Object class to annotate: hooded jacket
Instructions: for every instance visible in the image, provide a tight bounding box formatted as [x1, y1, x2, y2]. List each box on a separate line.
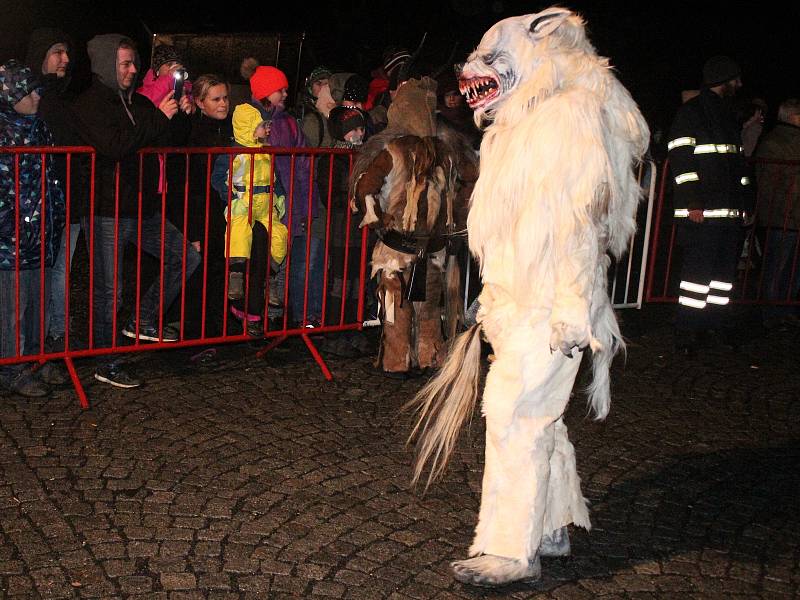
[71, 34, 173, 218]
[24, 28, 72, 81]
[0, 60, 65, 270]
[226, 103, 285, 221]
[25, 28, 85, 223]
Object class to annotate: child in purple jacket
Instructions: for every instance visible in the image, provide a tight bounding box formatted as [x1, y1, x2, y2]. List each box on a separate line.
[240, 59, 325, 327]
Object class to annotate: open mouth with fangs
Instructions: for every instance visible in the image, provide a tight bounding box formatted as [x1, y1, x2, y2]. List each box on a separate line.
[459, 75, 500, 109]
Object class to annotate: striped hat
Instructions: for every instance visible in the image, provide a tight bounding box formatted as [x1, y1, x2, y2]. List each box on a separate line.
[382, 48, 410, 78]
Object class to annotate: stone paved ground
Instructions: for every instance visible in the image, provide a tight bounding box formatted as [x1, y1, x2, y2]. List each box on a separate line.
[0, 305, 798, 599]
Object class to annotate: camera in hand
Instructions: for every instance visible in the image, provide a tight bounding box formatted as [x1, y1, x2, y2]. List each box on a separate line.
[172, 68, 189, 100]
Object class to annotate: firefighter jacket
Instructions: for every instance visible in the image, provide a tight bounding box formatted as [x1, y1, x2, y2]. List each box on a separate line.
[668, 89, 754, 221]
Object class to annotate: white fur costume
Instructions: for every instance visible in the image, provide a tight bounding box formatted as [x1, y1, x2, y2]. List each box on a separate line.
[408, 7, 649, 586]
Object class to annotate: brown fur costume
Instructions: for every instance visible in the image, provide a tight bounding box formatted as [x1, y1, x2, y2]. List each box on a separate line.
[350, 77, 477, 374]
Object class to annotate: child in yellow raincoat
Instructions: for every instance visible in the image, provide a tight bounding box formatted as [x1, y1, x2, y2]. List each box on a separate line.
[223, 103, 289, 301]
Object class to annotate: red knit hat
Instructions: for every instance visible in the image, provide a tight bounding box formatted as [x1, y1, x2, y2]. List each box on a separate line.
[249, 66, 288, 100]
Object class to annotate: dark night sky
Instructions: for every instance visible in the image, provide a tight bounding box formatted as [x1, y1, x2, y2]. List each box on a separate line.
[2, 0, 798, 133]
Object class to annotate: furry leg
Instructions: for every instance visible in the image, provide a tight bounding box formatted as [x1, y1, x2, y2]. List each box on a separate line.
[452, 554, 541, 587]
[470, 318, 584, 562]
[379, 271, 413, 372]
[415, 262, 445, 369]
[541, 418, 591, 536]
[538, 526, 570, 557]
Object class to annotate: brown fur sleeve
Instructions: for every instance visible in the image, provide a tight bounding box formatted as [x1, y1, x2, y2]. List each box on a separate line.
[353, 149, 393, 217]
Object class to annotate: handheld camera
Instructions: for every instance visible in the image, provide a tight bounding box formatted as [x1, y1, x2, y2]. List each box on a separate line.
[172, 68, 188, 100]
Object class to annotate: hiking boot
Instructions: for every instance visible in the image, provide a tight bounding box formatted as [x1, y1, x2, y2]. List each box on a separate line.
[2, 368, 51, 398]
[37, 361, 70, 385]
[94, 364, 141, 389]
[122, 320, 179, 343]
[228, 272, 244, 300]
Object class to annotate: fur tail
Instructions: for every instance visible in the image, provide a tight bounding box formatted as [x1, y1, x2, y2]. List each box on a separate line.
[586, 298, 623, 420]
[405, 323, 483, 490]
[443, 254, 462, 340]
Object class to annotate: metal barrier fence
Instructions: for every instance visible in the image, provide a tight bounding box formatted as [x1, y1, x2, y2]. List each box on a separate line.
[645, 157, 800, 305]
[0, 145, 367, 408]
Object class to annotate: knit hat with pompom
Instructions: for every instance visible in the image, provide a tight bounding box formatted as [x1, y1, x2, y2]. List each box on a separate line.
[241, 57, 288, 101]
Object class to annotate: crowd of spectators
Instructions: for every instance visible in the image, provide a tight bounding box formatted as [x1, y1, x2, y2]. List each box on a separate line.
[1, 28, 798, 397]
[0, 29, 479, 397]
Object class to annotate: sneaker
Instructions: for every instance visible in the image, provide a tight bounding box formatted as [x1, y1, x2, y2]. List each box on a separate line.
[37, 361, 70, 386]
[229, 305, 264, 337]
[3, 368, 51, 398]
[94, 365, 141, 388]
[122, 321, 179, 342]
[46, 335, 65, 353]
[246, 320, 264, 337]
[228, 272, 244, 300]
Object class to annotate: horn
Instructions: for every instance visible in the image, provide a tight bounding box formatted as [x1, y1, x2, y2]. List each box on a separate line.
[398, 31, 428, 82]
[430, 41, 459, 80]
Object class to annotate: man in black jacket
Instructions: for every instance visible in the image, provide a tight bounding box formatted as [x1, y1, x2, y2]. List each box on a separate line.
[25, 28, 78, 386]
[667, 56, 754, 355]
[72, 34, 199, 388]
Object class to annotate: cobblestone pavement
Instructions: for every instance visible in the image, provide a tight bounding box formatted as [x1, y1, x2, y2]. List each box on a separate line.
[0, 306, 798, 599]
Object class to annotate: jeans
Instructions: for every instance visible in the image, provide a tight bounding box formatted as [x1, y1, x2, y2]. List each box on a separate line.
[289, 234, 324, 324]
[0, 268, 50, 379]
[47, 222, 82, 339]
[81, 214, 200, 356]
[762, 228, 800, 319]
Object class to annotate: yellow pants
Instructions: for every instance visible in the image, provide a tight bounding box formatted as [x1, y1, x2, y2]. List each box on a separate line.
[225, 195, 288, 263]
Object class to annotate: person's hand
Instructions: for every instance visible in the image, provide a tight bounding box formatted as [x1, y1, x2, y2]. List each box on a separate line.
[688, 209, 704, 224]
[179, 94, 194, 115]
[191, 241, 201, 253]
[159, 90, 178, 119]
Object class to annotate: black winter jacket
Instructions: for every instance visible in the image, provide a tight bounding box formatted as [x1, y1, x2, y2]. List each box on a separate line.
[668, 89, 754, 219]
[71, 79, 173, 219]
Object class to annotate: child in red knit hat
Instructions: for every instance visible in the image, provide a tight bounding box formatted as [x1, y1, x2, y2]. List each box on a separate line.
[239, 58, 325, 328]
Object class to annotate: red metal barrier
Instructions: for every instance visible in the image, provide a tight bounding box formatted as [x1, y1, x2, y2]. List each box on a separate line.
[645, 157, 800, 306]
[0, 145, 367, 408]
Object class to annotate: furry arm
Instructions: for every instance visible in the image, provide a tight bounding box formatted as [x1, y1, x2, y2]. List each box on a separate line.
[545, 90, 610, 354]
[352, 149, 393, 228]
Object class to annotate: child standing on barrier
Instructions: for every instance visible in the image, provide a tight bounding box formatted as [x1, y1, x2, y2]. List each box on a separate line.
[0, 60, 65, 397]
[214, 102, 288, 335]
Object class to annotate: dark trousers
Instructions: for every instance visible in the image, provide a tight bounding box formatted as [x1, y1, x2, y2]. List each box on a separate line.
[0, 268, 50, 379]
[761, 228, 800, 320]
[676, 221, 742, 333]
[81, 214, 200, 359]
